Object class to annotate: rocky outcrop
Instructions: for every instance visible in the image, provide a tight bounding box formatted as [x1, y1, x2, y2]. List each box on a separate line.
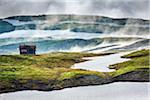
[113, 69, 150, 82]
[0, 75, 110, 93]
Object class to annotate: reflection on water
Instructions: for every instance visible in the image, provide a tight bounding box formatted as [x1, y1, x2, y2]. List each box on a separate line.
[0, 82, 149, 100]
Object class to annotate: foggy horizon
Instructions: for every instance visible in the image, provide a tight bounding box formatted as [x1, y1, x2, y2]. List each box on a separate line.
[0, 0, 149, 19]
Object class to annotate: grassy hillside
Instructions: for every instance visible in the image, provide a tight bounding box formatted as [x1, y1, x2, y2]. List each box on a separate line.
[0, 50, 149, 93]
[0, 52, 110, 93]
[122, 49, 149, 58]
[110, 49, 150, 77]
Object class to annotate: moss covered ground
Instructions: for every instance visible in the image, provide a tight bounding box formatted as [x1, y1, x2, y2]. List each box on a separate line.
[0, 49, 149, 93]
[0, 52, 109, 92]
[109, 49, 150, 77]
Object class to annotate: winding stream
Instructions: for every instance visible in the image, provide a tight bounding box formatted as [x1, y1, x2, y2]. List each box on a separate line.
[72, 53, 130, 72]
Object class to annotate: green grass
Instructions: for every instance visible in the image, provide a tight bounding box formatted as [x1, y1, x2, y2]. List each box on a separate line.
[59, 70, 106, 80]
[109, 49, 150, 77]
[0, 50, 149, 92]
[122, 49, 150, 58]
[0, 52, 110, 90]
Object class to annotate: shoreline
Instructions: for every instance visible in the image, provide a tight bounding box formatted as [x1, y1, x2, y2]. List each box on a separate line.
[0, 50, 149, 94]
[1, 69, 149, 94]
[1, 80, 149, 94]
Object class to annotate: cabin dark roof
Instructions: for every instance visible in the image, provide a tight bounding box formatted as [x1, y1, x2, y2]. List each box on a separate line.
[19, 45, 36, 49]
[19, 44, 36, 54]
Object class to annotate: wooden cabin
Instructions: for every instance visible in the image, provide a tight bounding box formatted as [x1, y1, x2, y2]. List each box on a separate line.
[19, 44, 36, 55]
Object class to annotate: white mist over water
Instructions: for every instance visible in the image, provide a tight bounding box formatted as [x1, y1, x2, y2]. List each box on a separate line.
[0, 29, 148, 54]
[0, 30, 148, 39]
[0, 30, 101, 39]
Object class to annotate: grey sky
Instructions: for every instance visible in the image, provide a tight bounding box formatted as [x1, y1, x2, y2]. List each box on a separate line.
[0, 0, 149, 19]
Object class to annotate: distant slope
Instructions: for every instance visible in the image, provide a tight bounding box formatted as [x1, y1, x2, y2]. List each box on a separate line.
[108, 39, 150, 52]
[0, 15, 149, 35]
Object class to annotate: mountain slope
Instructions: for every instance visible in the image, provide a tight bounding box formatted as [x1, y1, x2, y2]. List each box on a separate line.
[1, 15, 149, 35]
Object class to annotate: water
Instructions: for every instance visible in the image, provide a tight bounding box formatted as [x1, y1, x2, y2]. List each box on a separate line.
[72, 53, 130, 72]
[0, 30, 146, 55]
[0, 82, 149, 100]
[0, 30, 101, 39]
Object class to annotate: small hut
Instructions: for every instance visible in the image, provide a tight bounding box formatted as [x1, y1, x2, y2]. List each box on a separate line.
[19, 44, 36, 55]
